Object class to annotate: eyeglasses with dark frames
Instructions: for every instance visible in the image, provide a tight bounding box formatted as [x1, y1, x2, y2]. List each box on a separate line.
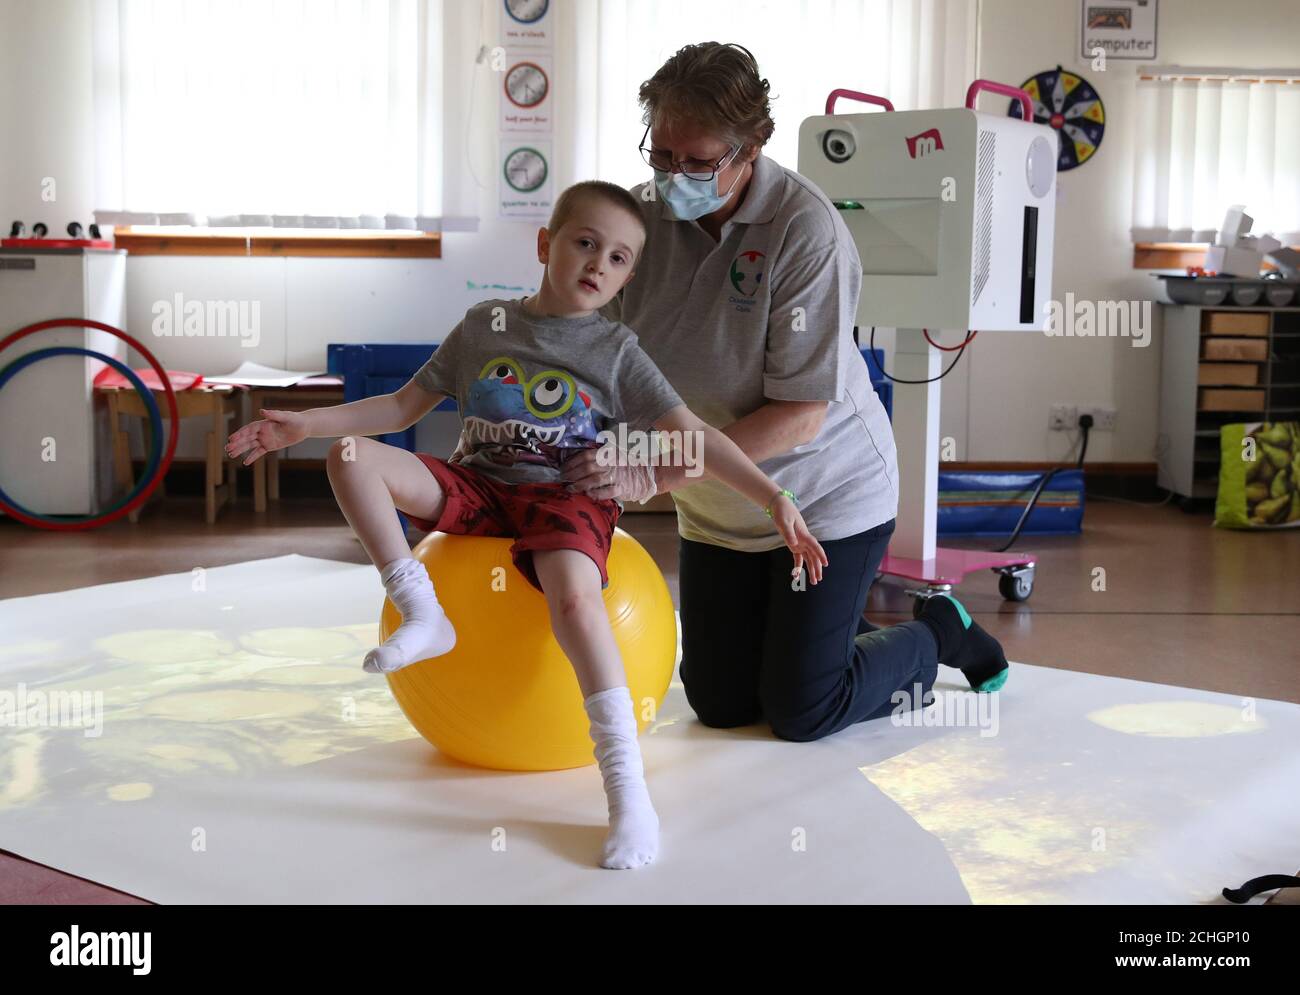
[639, 125, 740, 181]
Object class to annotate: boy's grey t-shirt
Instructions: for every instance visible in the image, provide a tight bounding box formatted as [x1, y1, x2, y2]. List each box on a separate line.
[413, 297, 684, 486]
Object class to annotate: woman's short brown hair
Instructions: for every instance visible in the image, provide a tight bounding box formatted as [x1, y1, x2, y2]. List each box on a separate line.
[638, 42, 775, 156]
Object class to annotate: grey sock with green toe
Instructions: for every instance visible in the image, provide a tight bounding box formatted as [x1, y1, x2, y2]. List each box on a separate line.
[917, 594, 1009, 693]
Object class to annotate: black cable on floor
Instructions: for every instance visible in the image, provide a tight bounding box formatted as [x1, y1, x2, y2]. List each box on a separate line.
[862, 329, 1093, 553]
[1223, 874, 1300, 904]
[993, 417, 1091, 554]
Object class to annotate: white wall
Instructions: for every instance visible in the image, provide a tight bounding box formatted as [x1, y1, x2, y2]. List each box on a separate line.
[3, 0, 1297, 465]
[956, 0, 1300, 465]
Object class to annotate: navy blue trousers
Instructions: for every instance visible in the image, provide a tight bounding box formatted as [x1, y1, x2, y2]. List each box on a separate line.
[678, 520, 940, 742]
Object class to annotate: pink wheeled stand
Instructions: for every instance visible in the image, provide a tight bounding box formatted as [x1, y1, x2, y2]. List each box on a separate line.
[879, 549, 1037, 616]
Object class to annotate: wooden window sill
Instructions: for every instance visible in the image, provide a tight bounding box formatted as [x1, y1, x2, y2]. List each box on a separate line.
[1134, 242, 1294, 271]
[113, 228, 441, 258]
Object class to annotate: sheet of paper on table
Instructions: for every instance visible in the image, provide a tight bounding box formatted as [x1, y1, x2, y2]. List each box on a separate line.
[204, 361, 327, 387]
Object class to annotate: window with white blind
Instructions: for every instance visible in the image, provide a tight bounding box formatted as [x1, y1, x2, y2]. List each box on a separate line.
[88, 0, 982, 233]
[1131, 69, 1300, 244]
[92, 0, 480, 232]
[553, 0, 978, 191]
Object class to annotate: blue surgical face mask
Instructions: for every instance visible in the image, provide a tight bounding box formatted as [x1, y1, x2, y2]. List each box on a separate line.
[653, 154, 746, 221]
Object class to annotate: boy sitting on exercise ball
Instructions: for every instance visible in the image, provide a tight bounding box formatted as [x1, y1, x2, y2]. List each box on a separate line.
[225, 180, 827, 870]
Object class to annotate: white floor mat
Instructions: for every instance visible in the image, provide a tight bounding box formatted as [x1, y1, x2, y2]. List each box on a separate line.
[1, 554, 1296, 904]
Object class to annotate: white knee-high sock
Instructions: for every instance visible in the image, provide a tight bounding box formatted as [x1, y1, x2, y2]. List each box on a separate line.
[584, 686, 659, 869]
[363, 557, 456, 674]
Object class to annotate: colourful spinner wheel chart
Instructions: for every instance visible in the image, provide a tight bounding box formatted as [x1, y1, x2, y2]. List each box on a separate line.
[1010, 66, 1105, 170]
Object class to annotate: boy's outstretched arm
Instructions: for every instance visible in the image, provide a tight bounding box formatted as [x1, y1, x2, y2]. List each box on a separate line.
[227, 381, 445, 465]
[306, 381, 444, 438]
[651, 405, 828, 583]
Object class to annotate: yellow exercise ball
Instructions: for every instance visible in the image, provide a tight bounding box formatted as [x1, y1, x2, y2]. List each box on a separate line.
[379, 528, 677, 771]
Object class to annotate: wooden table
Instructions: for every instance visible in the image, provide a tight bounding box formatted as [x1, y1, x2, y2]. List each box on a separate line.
[98, 382, 247, 524]
[246, 377, 345, 511]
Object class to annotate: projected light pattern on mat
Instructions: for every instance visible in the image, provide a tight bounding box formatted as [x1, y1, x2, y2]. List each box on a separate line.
[861, 697, 1269, 903]
[3, 556, 1298, 904]
[0, 567, 416, 812]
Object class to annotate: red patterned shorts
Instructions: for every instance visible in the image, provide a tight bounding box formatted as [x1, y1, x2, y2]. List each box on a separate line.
[403, 455, 622, 591]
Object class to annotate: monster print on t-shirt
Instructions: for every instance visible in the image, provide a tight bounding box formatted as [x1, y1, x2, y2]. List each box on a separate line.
[463, 355, 601, 470]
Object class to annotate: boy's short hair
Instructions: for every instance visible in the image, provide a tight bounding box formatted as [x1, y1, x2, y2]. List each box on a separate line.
[547, 180, 646, 244]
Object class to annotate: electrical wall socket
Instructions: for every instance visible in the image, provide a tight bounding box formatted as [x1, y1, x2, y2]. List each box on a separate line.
[1049, 404, 1077, 431]
[1050, 405, 1117, 431]
[1079, 406, 1117, 431]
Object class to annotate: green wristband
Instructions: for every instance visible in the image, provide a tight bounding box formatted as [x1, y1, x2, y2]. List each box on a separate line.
[764, 488, 797, 519]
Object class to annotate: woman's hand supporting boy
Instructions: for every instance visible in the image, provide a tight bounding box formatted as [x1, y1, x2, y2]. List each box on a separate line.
[649, 404, 828, 584]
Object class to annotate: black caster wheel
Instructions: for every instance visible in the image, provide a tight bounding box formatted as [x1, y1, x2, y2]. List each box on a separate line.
[997, 569, 1034, 602]
[67, 221, 84, 239]
[32, 222, 48, 239]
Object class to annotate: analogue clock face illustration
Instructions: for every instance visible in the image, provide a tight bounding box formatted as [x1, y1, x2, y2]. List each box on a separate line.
[505, 62, 549, 108]
[503, 147, 548, 193]
[505, 0, 548, 25]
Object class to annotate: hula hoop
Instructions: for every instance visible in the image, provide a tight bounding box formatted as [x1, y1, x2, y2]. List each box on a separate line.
[0, 348, 163, 524]
[0, 318, 179, 531]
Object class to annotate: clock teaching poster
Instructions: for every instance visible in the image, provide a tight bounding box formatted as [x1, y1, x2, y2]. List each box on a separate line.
[502, 0, 551, 47]
[498, 1, 553, 219]
[499, 53, 553, 132]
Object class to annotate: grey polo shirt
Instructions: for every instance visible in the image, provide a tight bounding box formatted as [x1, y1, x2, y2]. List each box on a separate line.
[605, 153, 898, 552]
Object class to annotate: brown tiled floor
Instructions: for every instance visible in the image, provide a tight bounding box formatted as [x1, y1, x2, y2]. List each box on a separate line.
[2, 497, 1296, 904]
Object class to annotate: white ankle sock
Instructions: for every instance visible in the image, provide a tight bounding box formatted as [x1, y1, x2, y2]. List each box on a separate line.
[363, 557, 457, 674]
[584, 686, 659, 869]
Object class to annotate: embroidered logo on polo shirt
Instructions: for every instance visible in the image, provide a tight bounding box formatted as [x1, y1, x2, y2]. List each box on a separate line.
[729, 250, 765, 298]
